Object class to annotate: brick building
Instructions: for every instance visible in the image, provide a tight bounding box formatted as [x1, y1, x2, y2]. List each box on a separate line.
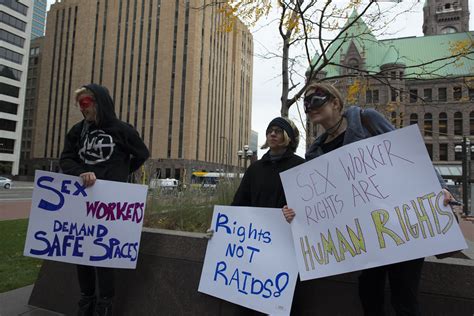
[310, 0, 473, 182]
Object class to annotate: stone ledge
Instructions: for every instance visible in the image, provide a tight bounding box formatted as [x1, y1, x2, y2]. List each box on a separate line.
[29, 229, 474, 315]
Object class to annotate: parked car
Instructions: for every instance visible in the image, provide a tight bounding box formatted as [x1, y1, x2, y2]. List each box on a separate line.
[0, 177, 12, 189]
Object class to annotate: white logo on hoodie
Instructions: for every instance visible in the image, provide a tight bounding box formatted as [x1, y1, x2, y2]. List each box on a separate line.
[79, 129, 115, 164]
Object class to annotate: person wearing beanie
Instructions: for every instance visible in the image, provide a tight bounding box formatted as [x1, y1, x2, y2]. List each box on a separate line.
[229, 117, 304, 315]
[231, 117, 304, 208]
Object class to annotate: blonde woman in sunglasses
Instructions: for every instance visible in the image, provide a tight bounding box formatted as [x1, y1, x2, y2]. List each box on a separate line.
[282, 82, 455, 316]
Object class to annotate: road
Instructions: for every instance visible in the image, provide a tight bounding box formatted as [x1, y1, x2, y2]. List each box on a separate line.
[0, 182, 33, 220]
[0, 187, 33, 201]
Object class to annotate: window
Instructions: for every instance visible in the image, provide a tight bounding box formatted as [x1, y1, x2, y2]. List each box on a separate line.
[348, 58, 359, 74]
[439, 144, 448, 161]
[391, 88, 397, 102]
[373, 90, 379, 103]
[438, 87, 447, 101]
[439, 112, 448, 135]
[0, 64, 21, 81]
[0, 100, 17, 114]
[0, 137, 14, 153]
[0, 82, 19, 97]
[454, 112, 463, 135]
[33, 13, 45, 23]
[455, 147, 463, 161]
[441, 26, 457, 34]
[0, 11, 27, 31]
[424, 113, 433, 136]
[410, 113, 418, 125]
[391, 71, 396, 80]
[469, 88, 474, 101]
[0, 29, 25, 48]
[0, 47, 23, 64]
[366, 90, 372, 103]
[0, 0, 28, 15]
[32, 20, 43, 30]
[424, 88, 432, 102]
[410, 89, 418, 103]
[453, 86, 462, 101]
[0, 118, 16, 132]
[29, 47, 39, 56]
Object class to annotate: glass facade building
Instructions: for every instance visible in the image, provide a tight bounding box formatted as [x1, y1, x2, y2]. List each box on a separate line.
[31, 0, 46, 39]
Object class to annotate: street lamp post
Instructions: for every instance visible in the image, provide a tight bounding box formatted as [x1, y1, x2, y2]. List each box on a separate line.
[237, 144, 253, 171]
[455, 136, 472, 216]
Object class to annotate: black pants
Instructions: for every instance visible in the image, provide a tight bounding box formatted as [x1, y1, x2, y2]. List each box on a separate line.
[359, 258, 424, 316]
[76, 265, 115, 298]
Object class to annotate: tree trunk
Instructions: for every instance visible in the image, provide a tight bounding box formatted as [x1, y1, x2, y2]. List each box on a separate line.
[281, 38, 290, 117]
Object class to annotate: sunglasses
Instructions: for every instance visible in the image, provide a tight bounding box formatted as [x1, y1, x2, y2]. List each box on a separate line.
[78, 95, 95, 110]
[266, 126, 284, 135]
[303, 91, 331, 113]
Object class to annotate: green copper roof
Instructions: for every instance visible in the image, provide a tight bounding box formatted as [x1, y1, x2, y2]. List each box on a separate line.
[380, 45, 405, 66]
[312, 12, 474, 80]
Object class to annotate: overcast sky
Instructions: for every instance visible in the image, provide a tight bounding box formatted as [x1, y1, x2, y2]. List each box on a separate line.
[46, 0, 474, 158]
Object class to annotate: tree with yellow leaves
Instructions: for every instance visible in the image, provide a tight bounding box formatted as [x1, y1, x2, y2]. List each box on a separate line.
[215, 0, 473, 123]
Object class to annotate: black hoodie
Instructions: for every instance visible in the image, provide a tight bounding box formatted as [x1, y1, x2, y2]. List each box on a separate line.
[59, 84, 150, 183]
[231, 149, 304, 208]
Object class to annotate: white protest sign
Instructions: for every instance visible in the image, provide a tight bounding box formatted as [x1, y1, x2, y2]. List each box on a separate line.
[24, 170, 147, 269]
[281, 125, 467, 281]
[198, 205, 298, 315]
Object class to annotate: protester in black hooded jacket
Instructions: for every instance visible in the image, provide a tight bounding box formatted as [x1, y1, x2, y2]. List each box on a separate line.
[59, 83, 149, 316]
[232, 117, 304, 208]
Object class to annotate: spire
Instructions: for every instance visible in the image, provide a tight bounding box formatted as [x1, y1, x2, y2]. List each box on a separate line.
[341, 9, 376, 41]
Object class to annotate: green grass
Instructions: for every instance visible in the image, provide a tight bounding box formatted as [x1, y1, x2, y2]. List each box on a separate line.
[0, 219, 42, 293]
[144, 178, 241, 232]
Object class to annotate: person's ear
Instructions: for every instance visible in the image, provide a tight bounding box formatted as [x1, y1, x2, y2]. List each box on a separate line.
[332, 98, 342, 113]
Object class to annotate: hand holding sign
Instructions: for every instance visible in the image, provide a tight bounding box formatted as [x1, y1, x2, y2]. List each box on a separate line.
[80, 171, 97, 187]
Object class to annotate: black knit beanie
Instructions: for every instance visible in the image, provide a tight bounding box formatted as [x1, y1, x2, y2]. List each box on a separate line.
[267, 117, 296, 145]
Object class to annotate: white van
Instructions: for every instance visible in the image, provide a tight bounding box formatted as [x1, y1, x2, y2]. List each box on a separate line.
[149, 178, 179, 190]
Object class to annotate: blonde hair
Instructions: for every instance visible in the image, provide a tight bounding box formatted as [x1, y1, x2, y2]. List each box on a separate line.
[74, 87, 94, 103]
[261, 117, 300, 152]
[305, 82, 344, 112]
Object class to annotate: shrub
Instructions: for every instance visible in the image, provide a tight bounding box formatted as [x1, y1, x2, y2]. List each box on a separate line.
[143, 178, 241, 232]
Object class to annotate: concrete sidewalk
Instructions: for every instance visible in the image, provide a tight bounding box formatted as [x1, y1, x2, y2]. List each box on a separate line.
[0, 285, 62, 316]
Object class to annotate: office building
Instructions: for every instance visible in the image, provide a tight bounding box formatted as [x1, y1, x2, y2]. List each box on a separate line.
[0, 0, 33, 175]
[31, 0, 253, 181]
[31, 0, 46, 39]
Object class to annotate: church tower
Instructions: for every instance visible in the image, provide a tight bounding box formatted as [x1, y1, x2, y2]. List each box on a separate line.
[423, 0, 470, 35]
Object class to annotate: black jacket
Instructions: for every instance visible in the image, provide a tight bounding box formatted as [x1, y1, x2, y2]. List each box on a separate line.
[59, 84, 149, 182]
[232, 150, 305, 208]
